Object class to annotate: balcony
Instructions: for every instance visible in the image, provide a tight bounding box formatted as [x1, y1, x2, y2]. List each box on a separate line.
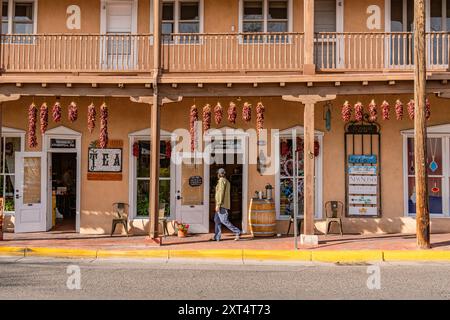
[315, 32, 450, 72]
[0, 32, 449, 77]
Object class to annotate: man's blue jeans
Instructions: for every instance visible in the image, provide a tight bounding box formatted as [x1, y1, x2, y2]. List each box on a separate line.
[213, 207, 241, 240]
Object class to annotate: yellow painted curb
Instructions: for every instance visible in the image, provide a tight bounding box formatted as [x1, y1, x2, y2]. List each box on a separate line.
[0, 246, 26, 257]
[25, 247, 98, 259]
[169, 249, 243, 260]
[243, 250, 311, 261]
[97, 249, 169, 259]
[312, 250, 384, 263]
[384, 250, 450, 261]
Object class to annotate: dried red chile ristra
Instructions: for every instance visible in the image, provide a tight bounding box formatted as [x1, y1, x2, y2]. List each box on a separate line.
[228, 102, 237, 124]
[395, 99, 404, 120]
[190, 105, 199, 152]
[407, 100, 415, 120]
[381, 100, 390, 120]
[426, 98, 431, 120]
[368, 99, 377, 122]
[40, 102, 48, 134]
[68, 101, 78, 122]
[256, 102, 265, 137]
[52, 101, 62, 122]
[341, 101, 352, 122]
[88, 103, 96, 134]
[242, 102, 252, 122]
[202, 104, 211, 133]
[100, 103, 109, 149]
[354, 102, 363, 122]
[28, 103, 38, 148]
[214, 102, 223, 125]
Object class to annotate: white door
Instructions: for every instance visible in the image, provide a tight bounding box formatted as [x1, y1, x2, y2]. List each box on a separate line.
[175, 153, 209, 233]
[14, 152, 47, 233]
[103, 0, 136, 70]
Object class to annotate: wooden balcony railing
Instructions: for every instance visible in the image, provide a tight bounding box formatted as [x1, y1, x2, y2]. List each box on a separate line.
[161, 32, 304, 72]
[0, 34, 155, 72]
[1, 32, 450, 75]
[315, 32, 450, 72]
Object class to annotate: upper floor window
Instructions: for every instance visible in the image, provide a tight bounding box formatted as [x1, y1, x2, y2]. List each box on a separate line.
[162, 0, 201, 35]
[1, 0, 36, 34]
[241, 0, 290, 33]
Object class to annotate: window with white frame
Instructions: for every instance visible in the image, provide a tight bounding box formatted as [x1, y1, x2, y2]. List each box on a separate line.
[134, 139, 172, 218]
[241, 0, 290, 33]
[0, 135, 23, 214]
[404, 135, 450, 216]
[161, 0, 201, 42]
[274, 129, 322, 219]
[1, 0, 36, 34]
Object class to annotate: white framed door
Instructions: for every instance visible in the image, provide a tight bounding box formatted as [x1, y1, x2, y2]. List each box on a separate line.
[14, 152, 47, 233]
[175, 152, 209, 233]
[100, 0, 138, 70]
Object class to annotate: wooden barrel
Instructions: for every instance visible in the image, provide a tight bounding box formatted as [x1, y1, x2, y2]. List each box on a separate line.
[248, 199, 276, 237]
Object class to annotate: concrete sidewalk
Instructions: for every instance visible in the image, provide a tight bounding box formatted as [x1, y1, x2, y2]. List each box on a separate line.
[2, 232, 450, 262]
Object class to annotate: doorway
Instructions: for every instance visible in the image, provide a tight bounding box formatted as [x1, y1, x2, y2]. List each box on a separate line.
[50, 153, 77, 231]
[209, 153, 243, 233]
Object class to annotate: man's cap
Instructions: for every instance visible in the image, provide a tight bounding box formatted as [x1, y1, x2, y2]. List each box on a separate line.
[217, 168, 226, 175]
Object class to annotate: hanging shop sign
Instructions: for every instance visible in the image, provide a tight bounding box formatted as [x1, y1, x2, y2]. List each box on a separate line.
[348, 166, 377, 175]
[50, 138, 76, 149]
[211, 139, 242, 152]
[348, 155, 377, 164]
[345, 120, 381, 217]
[88, 148, 122, 173]
[348, 185, 377, 195]
[188, 176, 203, 187]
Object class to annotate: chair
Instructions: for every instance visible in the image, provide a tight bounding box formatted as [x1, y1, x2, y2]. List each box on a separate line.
[158, 203, 170, 237]
[325, 201, 344, 235]
[111, 202, 129, 236]
[286, 201, 304, 235]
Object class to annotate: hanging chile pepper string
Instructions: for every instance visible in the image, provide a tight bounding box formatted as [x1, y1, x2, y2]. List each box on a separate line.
[28, 102, 38, 148]
[395, 99, 404, 120]
[88, 102, 96, 134]
[228, 102, 237, 124]
[99, 102, 109, 149]
[40, 102, 49, 134]
[354, 101, 363, 122]
[202, 104, 211, 134]
[368, 99, 377, 122]
[381, 100, 390, 120]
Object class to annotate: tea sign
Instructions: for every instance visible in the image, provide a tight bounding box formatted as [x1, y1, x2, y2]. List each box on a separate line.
[88, 148, 122, 172]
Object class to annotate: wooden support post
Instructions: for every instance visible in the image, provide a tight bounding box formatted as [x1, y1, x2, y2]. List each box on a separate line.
[303, 0, 315, 75]
[282, 94, 335, 247]
[150, 96, 161, 241]
[414, 0, 431, 249]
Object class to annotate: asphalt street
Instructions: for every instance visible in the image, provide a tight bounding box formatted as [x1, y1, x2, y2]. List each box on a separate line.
[1, 256, 450, 300]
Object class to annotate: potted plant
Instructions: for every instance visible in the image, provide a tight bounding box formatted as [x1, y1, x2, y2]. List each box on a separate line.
[175, 221, 190, 238]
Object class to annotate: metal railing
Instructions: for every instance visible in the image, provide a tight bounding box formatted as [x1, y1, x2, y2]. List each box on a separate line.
[315, 32, 450, 72]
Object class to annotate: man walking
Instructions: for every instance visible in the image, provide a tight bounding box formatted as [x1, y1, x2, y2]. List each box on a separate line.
[211, 168, 241, 241]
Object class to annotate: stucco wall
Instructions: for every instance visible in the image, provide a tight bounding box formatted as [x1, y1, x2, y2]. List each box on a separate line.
[4, 94, 450, 235]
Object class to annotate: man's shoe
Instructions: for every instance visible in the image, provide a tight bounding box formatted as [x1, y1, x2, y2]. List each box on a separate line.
[210, 237, 220, 241]
[234, 234, 240, 241]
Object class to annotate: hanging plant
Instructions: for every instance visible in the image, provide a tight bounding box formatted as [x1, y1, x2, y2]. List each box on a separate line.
[68, 101, 78, 122]
[368, 99, 377, 122]
[52, 101, 62, 122]
[341, 101, 352, 122]
[228, 102, 237, 124]
[202, 104, 211, 133]
[28, 103, 38, 148]
[314, 140, 320, 157]
[40, 102, 48, 134]
[256, 102, 265, 137]
[88, 103, 96, 134]
[426, 98, 431, 120]
[381, 100, 390, 120]
[165, 140, 172, 159]
[395, 99, 404, 120]
[407, 100, 415, 120]
[99, 103, 108, 149]
[190, 105, 198, 152]
[132, 142, 140, 157]
[214, 102, 223, 125]
[354, 102, 363, 122]
[242, 102, 252, 123]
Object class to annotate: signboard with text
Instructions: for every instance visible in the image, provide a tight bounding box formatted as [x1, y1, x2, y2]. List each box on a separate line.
[88, 148, 122, 173]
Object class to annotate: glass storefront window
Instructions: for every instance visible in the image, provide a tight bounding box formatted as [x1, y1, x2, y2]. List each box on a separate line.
[0, 136, 21, 213]
[135, 139, 172, 218]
